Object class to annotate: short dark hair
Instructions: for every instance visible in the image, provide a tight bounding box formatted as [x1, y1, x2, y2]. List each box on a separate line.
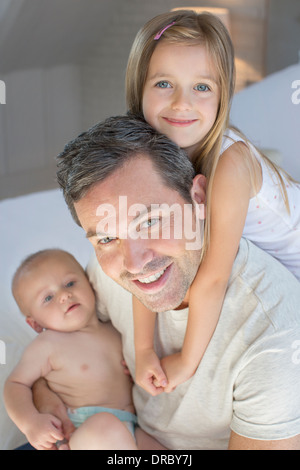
[56, 114, 195, 225]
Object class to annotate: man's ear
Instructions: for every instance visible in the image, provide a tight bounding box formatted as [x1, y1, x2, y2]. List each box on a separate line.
[26, 316, 44, 334]
[191, 174, 206, 205]
[191, 175, 206, 204]
[191, 174, 206, 220]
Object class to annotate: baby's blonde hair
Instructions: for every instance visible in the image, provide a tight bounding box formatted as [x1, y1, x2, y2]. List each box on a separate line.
[126, 9, 296, 258]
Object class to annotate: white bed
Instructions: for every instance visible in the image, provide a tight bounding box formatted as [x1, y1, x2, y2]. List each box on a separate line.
[1, 62, 299, 450]
[0, 189, 93, 449]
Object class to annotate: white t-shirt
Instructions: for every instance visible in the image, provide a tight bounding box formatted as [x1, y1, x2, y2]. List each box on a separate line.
[87, 238, 300, 450]
[222, 128, 300, 281]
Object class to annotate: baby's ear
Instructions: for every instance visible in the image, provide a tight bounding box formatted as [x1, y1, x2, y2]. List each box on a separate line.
[26, 316, 44, 334]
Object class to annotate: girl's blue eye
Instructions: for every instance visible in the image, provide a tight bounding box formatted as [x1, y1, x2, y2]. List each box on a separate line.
[156, 81, 171, 89]
[195, 84, 210, 92]
[66, 281, 74, 288]
[44, 295, 52, 303]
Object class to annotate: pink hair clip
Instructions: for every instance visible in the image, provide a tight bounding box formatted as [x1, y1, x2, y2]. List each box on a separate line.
[154, 21, 176, 40]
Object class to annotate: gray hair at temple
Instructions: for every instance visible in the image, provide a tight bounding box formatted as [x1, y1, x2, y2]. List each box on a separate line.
[56, 114, 195, 226]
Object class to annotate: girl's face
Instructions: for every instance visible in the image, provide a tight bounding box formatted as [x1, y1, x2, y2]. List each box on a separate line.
[142, 42, 220, 156]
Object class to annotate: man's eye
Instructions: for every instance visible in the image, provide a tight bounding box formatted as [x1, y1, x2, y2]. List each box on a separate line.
[146, 218, 159, 228]
[140, 218, 160, 231]
[155, 81, 171, 89]
[98, 237, 116, 245]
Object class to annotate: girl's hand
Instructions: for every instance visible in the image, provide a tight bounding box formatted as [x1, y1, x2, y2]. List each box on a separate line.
[135, 348, 168, 396]
[159, 353, 196, 393]
[24, 413, 64, 450]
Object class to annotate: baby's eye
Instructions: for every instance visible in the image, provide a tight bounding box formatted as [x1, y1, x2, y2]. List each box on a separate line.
[44, 295, 53, 303]
[66, 281, 75, 288]
[155, 81, 171, 89]
[195, 84, 210, 92]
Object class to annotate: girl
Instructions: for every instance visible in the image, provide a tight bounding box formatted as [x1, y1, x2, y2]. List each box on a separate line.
[125, 10, 300, 394]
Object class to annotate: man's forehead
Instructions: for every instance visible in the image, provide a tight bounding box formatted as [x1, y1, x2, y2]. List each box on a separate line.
[77, 156, 174, 209]
[77, 163, 178, 229]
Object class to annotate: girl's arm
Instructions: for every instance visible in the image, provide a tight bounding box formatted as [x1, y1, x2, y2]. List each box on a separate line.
[133, 295, 168, 395]
[162, 143, 255, 392]
[4, 335, 64, 449]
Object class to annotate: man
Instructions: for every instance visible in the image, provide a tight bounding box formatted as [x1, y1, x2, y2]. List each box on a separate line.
[40, 115, 300, 450]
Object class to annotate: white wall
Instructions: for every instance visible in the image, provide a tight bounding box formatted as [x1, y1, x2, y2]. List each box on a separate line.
[0, 65, 82, 199]
[231, 63, 300, 181]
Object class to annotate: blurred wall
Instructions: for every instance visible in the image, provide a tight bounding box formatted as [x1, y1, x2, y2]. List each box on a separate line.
[0, 0, 298, 199]
[266, 0, 300, 75]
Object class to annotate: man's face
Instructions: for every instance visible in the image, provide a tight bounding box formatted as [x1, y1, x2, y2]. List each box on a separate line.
[74, 156, 203, 312]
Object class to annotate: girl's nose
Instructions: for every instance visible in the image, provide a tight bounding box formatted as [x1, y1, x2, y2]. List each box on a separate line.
[171, 88, 192, 111]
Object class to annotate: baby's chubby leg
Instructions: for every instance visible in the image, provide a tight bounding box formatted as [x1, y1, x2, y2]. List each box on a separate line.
[69, 412, 138, 450]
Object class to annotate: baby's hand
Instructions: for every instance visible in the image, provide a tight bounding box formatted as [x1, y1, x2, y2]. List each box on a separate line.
[135, 348, 168, 396]
[160, 353, 196, 393]
[25, 413, 64, 450]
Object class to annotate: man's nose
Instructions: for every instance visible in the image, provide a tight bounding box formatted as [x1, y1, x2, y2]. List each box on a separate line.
[121, 238, 154, 274]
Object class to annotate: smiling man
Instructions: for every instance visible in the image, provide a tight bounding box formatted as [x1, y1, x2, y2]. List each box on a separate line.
[51, 114, 300, 450]
[74, 155, 203, 314]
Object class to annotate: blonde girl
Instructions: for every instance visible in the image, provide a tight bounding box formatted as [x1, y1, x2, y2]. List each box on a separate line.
[126, 10, 300, 394]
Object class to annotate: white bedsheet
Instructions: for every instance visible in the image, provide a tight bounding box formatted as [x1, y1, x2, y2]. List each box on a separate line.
[0, 188, 92, 449]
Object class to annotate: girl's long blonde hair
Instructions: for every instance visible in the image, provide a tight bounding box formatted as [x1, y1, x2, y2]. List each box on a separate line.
[126, 9, 295, 259]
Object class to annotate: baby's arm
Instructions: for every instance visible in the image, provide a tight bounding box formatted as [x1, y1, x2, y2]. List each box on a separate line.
[133, 296, 167, 395]
[162, 143, 254, 392]
[4, 335, 64, 449]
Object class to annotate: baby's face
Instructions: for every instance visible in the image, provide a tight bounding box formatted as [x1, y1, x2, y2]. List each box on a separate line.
[18, 253, 96, 332]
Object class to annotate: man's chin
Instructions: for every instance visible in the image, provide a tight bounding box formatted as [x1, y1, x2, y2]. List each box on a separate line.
[134, 293, 186, 313]
[118, 276, 188, 312]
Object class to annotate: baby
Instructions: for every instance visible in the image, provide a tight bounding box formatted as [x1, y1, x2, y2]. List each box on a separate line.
[4, 249, 139, 450]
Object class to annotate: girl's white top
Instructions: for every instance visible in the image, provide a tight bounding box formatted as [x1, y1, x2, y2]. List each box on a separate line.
[221, 128, 300, 281]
